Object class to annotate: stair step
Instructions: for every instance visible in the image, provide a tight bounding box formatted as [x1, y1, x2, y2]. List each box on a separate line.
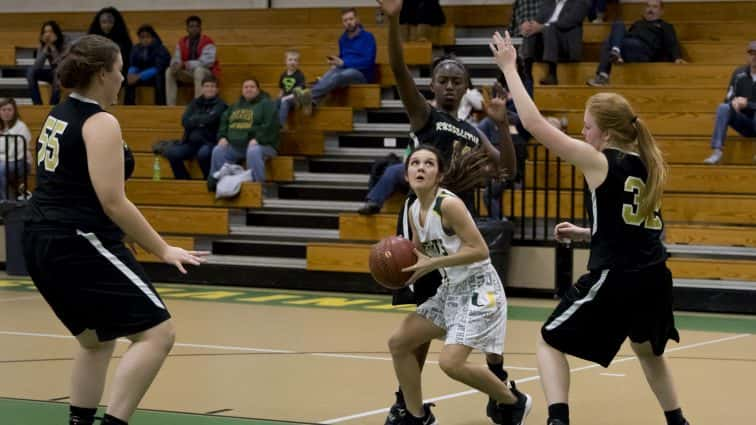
[353, 123, 410, 133]
[674, 279, 756, 291]
[212, 239, 307, 258]
[455, 37, 523, 46]
[230, 225, 339, 240]
[205, 254, 306, 269]
[246, 210, 339, 229]
[324, 146, 405, 158]
[262, 198, 363, 212]
[294, 171, 369, 184]
[0, 77, 27, 87]
[667, 244, 756, 259]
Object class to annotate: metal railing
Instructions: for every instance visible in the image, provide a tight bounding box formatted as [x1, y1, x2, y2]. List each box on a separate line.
[502, 142, 589, 242]
[1, 134, 31, 202]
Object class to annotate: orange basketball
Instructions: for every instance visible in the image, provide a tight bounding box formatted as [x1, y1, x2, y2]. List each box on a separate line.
[369, 236, 418, 290]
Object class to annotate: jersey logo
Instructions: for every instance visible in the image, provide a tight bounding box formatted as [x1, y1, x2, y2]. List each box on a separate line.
[421, 239, 447, 258]
[281, 76, 298, 92]
[37, 116, 69, 172]
[621, 176, 663, 230]
[471, 291, 496, 308]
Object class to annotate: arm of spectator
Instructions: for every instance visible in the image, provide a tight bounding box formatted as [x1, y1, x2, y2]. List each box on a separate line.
[481, 94, 517, 177]
[250, 99, 280, 147]
[170, 44, 182, 69]
[342, 33, 377, 71]
[663, 23, 684, 62]
[139, 67, 158, 81]
[156, 45, 172, 70]
[197, 43, 217, 69]
[181, 99, 197, 129]
[378, 0, 431, 132]
[195, 101, 228, 129]
[724, 69, 739, 102]
[33, 46, 49, 68]
[554, 0, 591, 30]
[217, 108, 230, 141]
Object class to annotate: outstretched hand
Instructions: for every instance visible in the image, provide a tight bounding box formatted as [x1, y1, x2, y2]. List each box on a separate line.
[160, 246, 210, 274]
[401, 248, 435, 285]
[376, 0, 403, 17]
[489, 31, 518, 70]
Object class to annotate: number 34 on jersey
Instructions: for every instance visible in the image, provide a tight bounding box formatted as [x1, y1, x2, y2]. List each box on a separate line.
[37, 116, 68, 172]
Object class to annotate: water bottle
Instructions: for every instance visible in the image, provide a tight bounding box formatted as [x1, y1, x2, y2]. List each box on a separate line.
[152, 156, 161, 181]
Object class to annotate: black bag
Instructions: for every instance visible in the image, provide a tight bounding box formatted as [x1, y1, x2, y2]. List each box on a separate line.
[475, 182, 514, 286]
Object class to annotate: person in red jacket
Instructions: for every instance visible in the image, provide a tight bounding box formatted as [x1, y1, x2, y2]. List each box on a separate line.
[165, 15, 220, 105]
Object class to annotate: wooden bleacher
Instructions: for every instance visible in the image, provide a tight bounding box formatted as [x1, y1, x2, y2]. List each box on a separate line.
[131, 152, 294, 182]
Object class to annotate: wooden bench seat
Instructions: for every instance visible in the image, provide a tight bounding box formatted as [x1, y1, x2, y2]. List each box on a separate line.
[665, 224, 756, 247]
[542, 109, 736, 136]
[20, 105, 353, 133]
[535, 86, 723, 113]
[126, 179, 261, 208]
[131, 152, 294, 182]
[216, 42, 431, 66]
[522, 162, 756, 195]
[532, 63, 734, 87]
[140, 206, 229, 235]
[668, 257, 756, 282]
[133, 236, 194, 262]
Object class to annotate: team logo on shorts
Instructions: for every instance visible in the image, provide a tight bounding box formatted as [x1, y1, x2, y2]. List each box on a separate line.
[471, 291, 495, 308]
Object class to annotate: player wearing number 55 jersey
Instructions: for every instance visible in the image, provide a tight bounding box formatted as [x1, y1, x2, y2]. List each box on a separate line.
[492, 31, 691, 425]
[23, 35, 207, 425]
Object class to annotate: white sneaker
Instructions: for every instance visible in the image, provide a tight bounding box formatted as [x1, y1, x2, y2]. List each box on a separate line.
[703, 149, 723, 165]
[212, 163, 243, 179]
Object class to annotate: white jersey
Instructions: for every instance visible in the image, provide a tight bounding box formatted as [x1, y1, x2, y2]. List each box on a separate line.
[410, 188, 491, 284]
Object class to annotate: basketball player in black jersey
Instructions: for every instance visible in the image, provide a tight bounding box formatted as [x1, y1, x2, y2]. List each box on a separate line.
[492, 31, 690, 425]
[375, 1, 523, 424]
[23, 35, 207, 425]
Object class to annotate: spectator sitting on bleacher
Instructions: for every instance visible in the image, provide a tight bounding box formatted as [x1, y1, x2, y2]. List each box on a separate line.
[587, 0, 685, 87]
[509, 0, 543, 38]
[399, 0, 446, 42]
[163, 75, 227, 180]
[296, 8, 377, 115]
[88, 7, 133, 81]
[124, 25, 171, 105]
[276, 50, 306, 127]
[0, 98, 32, 200]
[520, 0, 591, 86]
[26, 21, 67, 105]
[208, 78, 280, 190]
[166, 15, 220, 106]
[703, 41, 756, 165]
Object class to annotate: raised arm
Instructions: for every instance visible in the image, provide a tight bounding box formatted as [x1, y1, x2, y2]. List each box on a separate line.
[481, 94, 517, 177]
[377, 0, 431, 130]
[491, 31, 607, 189]
[83, 112, 207, 273]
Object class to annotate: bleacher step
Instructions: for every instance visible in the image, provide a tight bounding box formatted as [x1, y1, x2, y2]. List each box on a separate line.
[674, 279, 756, 292]
[294, 172, 368, 184]
[205, 254, 307, 269]
[262, 198, 362, 212]
[230, 225, 338, 240]
[667, 244, 756, 259]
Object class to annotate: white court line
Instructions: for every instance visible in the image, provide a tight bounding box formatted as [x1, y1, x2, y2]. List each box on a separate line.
[600, 373, 626, 377]
[318, 333, 751, 424]
[0, 331, 533, 370]
[0, 295, 39, 302]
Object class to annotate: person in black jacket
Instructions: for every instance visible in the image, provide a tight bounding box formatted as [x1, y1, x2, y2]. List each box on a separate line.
[587, 0, 685, 87]
[519, 0, 591, 85]
[162, 75, 227, 179]
[703, 41, 756, 165]
[124, 25, 171, 105]
[88, 7, 133, 80]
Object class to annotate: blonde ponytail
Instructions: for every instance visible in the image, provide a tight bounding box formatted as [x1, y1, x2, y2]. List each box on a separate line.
[586, 93, 667, 222]
[634, 117, 667, 220]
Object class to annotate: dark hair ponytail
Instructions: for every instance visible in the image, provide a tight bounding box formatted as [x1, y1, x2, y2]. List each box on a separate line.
[57, 35, 120, 90]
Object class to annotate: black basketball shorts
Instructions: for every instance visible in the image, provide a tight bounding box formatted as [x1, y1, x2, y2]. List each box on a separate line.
[541, 262, 680, 367]
[23, 227, 171, 342]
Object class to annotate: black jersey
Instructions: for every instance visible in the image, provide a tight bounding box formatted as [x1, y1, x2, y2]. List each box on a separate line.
[26, 94, 134, 236]
[587, 148, 667, 271]
[410, 107, 481, 161]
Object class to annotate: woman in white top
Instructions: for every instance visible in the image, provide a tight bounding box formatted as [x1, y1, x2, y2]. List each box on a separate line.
[0, 97, 32, 200]
[387, 144, 532, 425]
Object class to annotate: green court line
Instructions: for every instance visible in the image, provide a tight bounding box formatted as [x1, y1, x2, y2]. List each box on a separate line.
[2, 278, 755, 334]
[0, 397, 310, 425]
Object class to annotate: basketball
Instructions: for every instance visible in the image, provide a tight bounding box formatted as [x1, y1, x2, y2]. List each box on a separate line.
[369, 236, 418, 290]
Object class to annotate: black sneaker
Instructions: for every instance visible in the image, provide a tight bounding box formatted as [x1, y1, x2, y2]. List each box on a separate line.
[399, 403, 437, 425]
[547, 420, 567, 425]
[491, 381, 532, 425]
[385, 392, 407, 425]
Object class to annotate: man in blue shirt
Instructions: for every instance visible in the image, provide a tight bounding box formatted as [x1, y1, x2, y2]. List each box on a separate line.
[297, 8, 377, 114]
